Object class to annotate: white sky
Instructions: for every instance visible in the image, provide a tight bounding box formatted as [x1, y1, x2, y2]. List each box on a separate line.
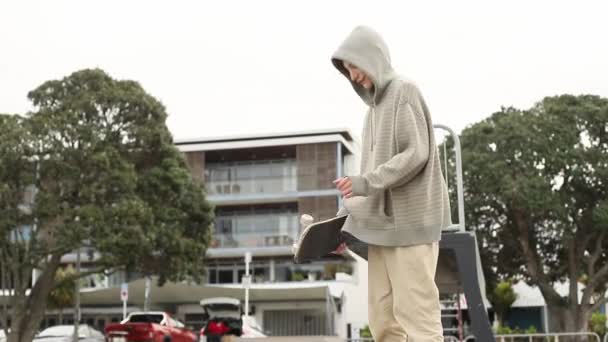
[1, 0, 607, 142]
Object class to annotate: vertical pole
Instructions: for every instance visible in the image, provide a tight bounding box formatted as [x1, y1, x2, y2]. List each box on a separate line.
[244, 252, 251, 322]
[73, 248, 81, 342]
[433, 124, 465, 231]
[144, 277, 151, 312]
[457, 294, 464, 341]
[269, 259, 275, 282]
[121, 282, 129, 320]
[325, 289, 332, 335]
[336, 142, 343, 178]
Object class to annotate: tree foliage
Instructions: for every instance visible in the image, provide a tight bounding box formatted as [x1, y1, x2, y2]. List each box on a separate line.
[0, 69, 214, 342]
[446, 95, 608, 332]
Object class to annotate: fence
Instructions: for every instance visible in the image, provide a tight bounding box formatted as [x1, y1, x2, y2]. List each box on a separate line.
[462, 332, 601, 341]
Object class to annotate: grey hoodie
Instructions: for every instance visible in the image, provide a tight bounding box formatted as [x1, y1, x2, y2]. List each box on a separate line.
[333, 26, 451, 247]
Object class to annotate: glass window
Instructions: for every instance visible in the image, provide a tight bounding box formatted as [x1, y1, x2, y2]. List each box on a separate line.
[205, 159, 297, 195]
[212, 208, 298, 248]
[208, 268, 217, 284]
[218, 269, 234, 284]
[129, 314, 164, 324]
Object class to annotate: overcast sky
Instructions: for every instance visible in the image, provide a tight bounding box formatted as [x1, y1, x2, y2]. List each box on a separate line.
[1, 0, 607, 143]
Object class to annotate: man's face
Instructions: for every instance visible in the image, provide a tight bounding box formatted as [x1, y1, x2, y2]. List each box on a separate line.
[343, 61, 373, 89]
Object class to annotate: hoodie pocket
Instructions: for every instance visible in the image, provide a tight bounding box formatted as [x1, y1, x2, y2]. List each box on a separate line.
[384, 189, 394, 217]
[343, 190, 394, 229]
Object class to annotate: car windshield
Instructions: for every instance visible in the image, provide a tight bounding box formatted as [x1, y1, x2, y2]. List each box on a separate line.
[129, 314, 164, 324]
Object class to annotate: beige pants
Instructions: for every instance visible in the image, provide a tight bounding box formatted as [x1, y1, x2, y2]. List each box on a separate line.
[368, 242, 443, 342]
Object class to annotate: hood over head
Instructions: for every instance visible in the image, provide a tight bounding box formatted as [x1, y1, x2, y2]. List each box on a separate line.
[332, 26, 396, 105]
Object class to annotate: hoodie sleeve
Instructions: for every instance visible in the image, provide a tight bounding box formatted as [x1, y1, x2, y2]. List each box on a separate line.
[349, 100, 430, 196]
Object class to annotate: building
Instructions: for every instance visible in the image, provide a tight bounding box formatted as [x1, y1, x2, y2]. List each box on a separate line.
[25, 128, 369, 338]
[175, 128, 367, 337]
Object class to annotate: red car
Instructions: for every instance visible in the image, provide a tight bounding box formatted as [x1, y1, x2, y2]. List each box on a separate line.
[105, 312, 197, 342]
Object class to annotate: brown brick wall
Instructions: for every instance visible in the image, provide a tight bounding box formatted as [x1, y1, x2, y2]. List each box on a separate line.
[183, 151, 205, 185]
[296, 143, 337, 191]
[298, 196, 338, 222]
[296, 143, 339, 222]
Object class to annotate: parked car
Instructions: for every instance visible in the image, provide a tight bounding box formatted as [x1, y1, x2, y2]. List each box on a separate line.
[105, 312, 196, 342]
[33, 325, 104, 342]
[199, 297, 266, 342]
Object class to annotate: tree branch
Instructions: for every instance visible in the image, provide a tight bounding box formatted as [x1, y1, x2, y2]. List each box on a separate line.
[582, 259, 608, 306]
[61, 266, 108, 285]
[513, 208, 563, 303]
[588, 230, 606, 279]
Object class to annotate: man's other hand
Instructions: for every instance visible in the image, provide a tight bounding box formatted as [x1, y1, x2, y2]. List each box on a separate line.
[333, 177, 353, 199]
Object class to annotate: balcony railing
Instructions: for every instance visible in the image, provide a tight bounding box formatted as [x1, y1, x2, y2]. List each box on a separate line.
[211, 213, 299, 249]
[205, 176, 297, 195]
[211, 230, 298, 249]
[205, 160, 297, 195]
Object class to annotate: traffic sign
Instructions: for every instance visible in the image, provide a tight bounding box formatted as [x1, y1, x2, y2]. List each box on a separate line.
[120, 283, 128, 301]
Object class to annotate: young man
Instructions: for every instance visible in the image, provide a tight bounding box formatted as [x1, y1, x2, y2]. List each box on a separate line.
[331, 26, 451, 341]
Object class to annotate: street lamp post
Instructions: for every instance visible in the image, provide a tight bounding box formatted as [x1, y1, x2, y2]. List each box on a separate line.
[243, 252, 252, 322]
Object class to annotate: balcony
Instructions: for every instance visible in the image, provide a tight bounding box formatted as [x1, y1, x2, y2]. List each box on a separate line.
[205, 159, 297, 196]
[211, 210, 299, 249]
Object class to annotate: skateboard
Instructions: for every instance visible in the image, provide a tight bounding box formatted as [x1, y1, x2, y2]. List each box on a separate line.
[293, 215, 368, 263]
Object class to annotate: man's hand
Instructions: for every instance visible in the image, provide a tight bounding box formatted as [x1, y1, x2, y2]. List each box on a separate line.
[331, 242, 347, 255]
[333, 177, 353, 199]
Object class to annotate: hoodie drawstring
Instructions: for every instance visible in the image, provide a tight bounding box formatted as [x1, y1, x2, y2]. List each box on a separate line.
[370, 99, 376, 151]
[370, 107, 375, 151]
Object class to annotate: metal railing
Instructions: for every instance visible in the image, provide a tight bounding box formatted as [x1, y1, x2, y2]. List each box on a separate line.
[462, 332, 601, 341]
[434, 124, 465, 232]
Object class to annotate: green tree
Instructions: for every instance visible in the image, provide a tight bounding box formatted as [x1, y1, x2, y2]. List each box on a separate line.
[47, 266, 77, 324]
[489, 280, 517, 326]
[0, 69, 214, 342]
[446, 95, 608, 333]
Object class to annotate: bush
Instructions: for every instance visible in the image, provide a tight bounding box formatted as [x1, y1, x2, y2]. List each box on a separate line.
[496, 325, 537, 335]
[290, 271, 306, 281]
[590, 312, 607, 336]
[360, 325, 373, 338]
[496, 325, 513, 334]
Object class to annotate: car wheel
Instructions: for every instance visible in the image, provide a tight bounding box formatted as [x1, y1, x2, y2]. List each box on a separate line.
[163, 336, 172, 342]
